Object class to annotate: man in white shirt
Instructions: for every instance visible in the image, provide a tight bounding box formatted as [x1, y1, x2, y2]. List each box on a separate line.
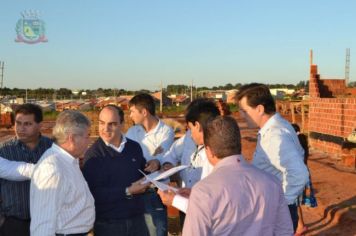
[235, 83, 309, 232]
[126, 93, 174, 236]
[158, 98, 220, 218]
[30, 110, 95, 236]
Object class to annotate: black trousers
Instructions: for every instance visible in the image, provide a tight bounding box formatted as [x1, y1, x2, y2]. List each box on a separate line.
[288, 203, 299, 233]
[0, 216, 30, 236]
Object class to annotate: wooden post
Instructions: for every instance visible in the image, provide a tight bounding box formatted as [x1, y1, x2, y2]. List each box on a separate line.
[291, 103, 296, 124]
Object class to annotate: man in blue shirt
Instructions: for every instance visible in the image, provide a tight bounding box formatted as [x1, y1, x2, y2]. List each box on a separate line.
[0, 104, 53, 236]
[235, 83, 309, 232]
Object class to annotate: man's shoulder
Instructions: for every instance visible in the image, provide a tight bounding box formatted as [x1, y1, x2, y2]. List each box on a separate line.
[39, 135, 53, 144]
[124, 138, 143, 152]
[84, 138, 107, 159]
[0, 137, 17, 148]
[158, 120, 174, 133]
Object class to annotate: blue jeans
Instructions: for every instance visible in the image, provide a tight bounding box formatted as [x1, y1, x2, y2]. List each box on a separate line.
[94, 214, 148, 236]
[143, 191, 168, 236]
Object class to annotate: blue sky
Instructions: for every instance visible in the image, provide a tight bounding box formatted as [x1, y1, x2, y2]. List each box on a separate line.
[0, 0, 355, 91]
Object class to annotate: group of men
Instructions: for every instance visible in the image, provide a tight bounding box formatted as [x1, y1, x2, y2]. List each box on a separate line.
[0, 83, 309, 236]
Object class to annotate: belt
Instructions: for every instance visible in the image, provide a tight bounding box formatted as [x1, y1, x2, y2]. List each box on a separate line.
[55, 233, 88, 236]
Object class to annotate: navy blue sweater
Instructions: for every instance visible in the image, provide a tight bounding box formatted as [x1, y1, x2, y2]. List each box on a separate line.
[83, 137, 146, 220]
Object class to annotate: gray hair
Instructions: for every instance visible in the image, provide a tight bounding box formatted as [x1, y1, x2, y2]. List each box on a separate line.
[52, 110, 91, 144]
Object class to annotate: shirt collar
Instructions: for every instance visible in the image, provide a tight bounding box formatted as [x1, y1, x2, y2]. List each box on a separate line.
[214, 154, 246, 171]
[14, 134, 45, 149]
[258, 113, 280, 137]
[103, 134, 127, 153]
[51, 143, 78, 165]
[144, 118, 162, 136]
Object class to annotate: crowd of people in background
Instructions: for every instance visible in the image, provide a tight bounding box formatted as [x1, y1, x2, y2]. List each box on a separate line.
[0, 83, 315, 236]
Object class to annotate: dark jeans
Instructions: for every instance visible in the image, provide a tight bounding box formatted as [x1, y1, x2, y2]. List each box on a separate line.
[288, 203, 299, 233]
[143, 191, 168, 236]
[0, 216, 30, 236]
[94, 214, 148, 236]
[179, 211, 185, 229]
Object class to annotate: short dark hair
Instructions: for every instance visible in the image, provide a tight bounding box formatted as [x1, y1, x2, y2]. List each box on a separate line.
[102, 105, 124, 124]
[185, 98, 220, 128]
[129, 93, 156, 116]
[235, 83, 276, 115]
[203, 116, 241, 159]
[14, 103, 43, 123]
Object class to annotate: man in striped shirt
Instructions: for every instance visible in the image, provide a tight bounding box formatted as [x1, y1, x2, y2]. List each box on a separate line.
[0, 104, 53, 236]
[30, 110, 95, 236]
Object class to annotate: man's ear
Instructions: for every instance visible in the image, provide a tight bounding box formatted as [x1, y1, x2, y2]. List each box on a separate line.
[194, 121, 202, 132]
[67, 133, 75, 144]
[142, 108, 148, 117]
[256, 104, 265, 115]
[205, 145, 213, 159]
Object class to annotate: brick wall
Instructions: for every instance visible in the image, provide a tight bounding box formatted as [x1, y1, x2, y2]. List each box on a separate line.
[308, 65, 356, 168]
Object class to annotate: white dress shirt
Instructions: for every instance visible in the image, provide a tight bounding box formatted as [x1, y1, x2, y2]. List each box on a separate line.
[126, 119, 174, 162]
[103, 134, 127, 153]
[253, 113, 309, 205]
[163, 131, 214, 213]
[162, 130, 213, 188]
[30, 143, 95, 236]
[0, 156, 34, 181]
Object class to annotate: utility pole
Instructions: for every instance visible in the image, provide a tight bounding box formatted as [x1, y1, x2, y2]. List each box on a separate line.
[190, 80, 193, 102]
[345, 48, 350, 86]
[160, 81, 163, 114]
[0, 61, 4, 90]
[0, 61, 4, 124]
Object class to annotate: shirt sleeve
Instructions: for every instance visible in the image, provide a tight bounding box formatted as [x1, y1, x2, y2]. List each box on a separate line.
[172, 194, 189, 213]
[125, 127, 135, 140]
[264, 129, 309, 204]
[182, 185, 212, 236]
[154, 126, 175, 162]
[30, 163, 61, 236]
[160, 134, 186, 166]
[0, 156, 34, 181]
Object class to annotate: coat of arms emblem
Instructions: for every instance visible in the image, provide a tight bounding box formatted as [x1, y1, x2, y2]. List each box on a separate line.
[15, 10, 48, 44]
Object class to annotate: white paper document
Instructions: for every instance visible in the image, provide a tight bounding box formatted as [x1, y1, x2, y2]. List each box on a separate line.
[139, 166, 188, 192]
[140, 165, 189, 184]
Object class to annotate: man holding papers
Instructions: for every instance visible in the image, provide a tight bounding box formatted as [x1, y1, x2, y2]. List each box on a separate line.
[82, 105, 150, 236]
[182, 116, 293, 235]
[158, 98, 220, 218]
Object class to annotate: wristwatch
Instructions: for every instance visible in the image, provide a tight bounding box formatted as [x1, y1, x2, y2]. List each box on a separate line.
[125, 187, 132, 197]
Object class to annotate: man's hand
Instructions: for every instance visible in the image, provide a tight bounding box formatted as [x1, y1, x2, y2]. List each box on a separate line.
[127, 180, 150, 195]
[161, 162, 174, 171]
[177, 188, 191, 198]
[152, 146, 164, 156]
[144, 159, 160, 172]
[157, 189, 176, 206]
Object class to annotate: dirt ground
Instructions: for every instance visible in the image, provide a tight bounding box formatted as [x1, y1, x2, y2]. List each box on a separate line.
[1, 113, 355, 236]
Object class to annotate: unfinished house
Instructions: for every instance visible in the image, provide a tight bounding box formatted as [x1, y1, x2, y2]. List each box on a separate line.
[308, 64, 356, 168]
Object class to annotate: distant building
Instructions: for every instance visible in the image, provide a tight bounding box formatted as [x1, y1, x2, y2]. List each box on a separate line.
[168, 94, 190, 106]
[269, 88, 295, 99]
[94, 97, 129, 110]
[199, 90, 227, 102]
